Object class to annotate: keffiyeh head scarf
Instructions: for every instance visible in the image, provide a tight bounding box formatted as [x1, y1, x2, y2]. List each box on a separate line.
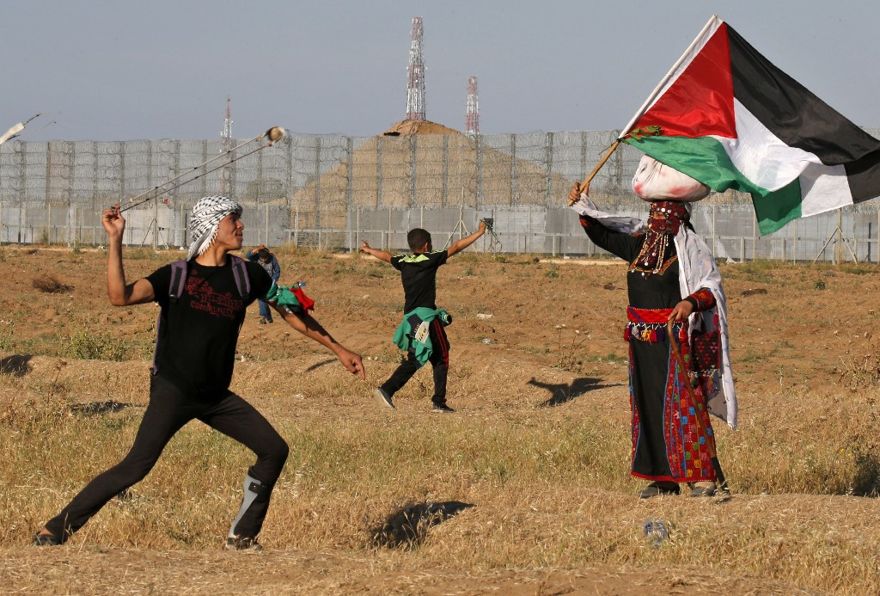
[187, 195, 243, 260]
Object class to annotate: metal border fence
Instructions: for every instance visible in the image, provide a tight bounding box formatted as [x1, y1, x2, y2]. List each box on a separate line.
[0, 130, 878, 263]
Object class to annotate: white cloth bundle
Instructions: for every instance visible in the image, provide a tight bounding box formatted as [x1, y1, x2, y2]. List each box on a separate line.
[632, 155, 710, 202]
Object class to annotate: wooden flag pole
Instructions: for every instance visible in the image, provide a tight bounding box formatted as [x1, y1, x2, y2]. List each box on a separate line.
[568, 139, 621, 205]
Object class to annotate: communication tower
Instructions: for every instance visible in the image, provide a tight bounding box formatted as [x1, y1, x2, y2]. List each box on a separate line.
[405, 17, 426, 121]
[465, 76, 480, 135]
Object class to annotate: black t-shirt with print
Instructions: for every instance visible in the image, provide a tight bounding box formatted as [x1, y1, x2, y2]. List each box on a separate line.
[146, 258, 273, 400]
[390, 250, 448, 312]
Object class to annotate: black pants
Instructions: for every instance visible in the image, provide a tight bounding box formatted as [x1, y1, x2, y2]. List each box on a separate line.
[44, 374, 289, 541]
[381, 318, 450, 405]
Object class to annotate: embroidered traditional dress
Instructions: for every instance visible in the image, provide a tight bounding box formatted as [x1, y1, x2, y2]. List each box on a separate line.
[579, 201, 723, 483]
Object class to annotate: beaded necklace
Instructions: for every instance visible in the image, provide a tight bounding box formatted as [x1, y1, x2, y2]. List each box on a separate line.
[629, 201, 690, 276]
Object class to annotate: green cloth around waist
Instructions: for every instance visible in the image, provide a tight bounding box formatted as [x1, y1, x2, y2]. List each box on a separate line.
[392, 307, 451, 366]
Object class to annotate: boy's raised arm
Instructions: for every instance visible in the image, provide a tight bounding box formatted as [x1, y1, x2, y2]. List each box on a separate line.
[359, 241, 393, 263]
[447, 220, 487, 257]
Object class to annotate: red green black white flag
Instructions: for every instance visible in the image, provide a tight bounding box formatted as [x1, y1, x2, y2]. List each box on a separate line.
[621, 16, 880, 234]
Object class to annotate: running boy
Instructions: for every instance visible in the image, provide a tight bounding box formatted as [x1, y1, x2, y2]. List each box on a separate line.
[34, 196, 365, 550]
[360, 222, 486, 412]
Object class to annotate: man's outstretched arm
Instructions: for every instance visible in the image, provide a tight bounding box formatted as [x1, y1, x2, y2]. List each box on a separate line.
[103, 205, 155, 306]
[273, 304, 366, 379]
[447, 220, 487, 257]
[359, 241, 393, 263]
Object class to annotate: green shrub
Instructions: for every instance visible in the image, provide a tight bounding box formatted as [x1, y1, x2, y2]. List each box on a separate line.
[66, 330, 128, 361]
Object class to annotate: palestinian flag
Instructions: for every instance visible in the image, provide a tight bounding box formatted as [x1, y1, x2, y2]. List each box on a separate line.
[621, 16, 880, 234]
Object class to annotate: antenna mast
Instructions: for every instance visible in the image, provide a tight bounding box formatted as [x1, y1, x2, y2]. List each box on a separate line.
[405, 17, 426, 121]
[465, 76, 480, 135]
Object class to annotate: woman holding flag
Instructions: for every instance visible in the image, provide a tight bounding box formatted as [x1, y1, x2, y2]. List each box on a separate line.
[569, 159, 736, 498]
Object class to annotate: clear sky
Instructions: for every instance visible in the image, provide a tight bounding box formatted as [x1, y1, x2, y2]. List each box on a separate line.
[3, 0, 879, 141]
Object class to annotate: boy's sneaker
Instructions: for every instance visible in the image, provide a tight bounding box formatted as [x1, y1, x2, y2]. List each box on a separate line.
[225, 535, 263, 552]
[33, 531, 62, 546]
[431, 403, 455, 413]
[374, 388, 395, 409]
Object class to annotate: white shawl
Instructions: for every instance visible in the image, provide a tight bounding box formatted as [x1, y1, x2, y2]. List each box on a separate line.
[573, 197, 738, 429]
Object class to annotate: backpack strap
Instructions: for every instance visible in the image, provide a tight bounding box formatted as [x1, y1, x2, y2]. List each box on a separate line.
[153, 260, 187, 374]
[229, 255, 251, 300]
[168, 260, 188, 301]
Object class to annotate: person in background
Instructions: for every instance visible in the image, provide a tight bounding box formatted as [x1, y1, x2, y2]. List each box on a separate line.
[246, 244, 281, 324]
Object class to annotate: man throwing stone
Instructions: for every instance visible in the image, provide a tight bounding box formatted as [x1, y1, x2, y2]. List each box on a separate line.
[34, 196, 364, 550]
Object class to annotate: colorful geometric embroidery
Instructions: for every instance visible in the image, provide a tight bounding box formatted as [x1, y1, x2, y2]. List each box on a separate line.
[628, 344, 640, 466]
[626, 306, 717, 483]
[687, 287, 716, 311]
[690, 311, 722, 401]
[666, 322, 716, 482]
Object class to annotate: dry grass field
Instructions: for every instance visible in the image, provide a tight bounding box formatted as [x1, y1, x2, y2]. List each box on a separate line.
[0, 244, 878, 594]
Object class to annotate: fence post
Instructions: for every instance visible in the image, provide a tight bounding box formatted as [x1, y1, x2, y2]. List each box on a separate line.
[347, 202, 353, 253]
[409, 135, 417, 207]
[544, 132, 554, 205]
[376, 136, 383, 208]
[44, 142, 51, 236]
[510, 134, 517, 206]
[711, 204, 716, 256]
[387, 206, 392, 249]
[18, 143, 26, 243]
[171, 139, 181, 247]
[752, 210, 758, 261]
[201, 139, 209, 198]
[527, 204, 532, 253]
[355, 206, 360, 252]
[118, 142, 126, 240]
[441, 135, 448, 207]
[580, 130, 589, 177]
[314, 137, 321, 229]
[612, 129, 624, 189]
[475, 133, 483, 209]
[346, 136, 354, 211]
[256, 138, 264, 202]
[92, 141, 99, 228]
[66, 141, 75, 245]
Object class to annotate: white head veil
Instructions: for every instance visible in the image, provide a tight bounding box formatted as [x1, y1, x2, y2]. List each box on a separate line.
[187, 195, 243, 261]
